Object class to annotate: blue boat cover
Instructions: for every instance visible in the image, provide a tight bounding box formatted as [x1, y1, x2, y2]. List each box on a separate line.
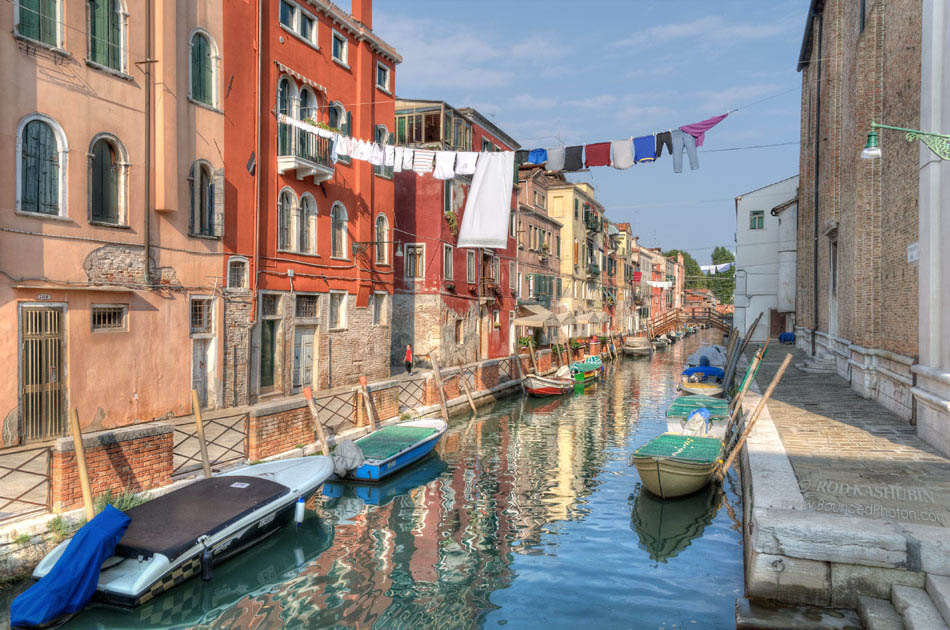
[779, 332, 796, 344]
[11, 505, 130, 629]
[682, 366, 724, 381]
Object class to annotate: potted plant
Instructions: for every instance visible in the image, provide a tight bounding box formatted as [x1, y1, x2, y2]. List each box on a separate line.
[518, 336, 531, 348]
[445, 210, 459, 235]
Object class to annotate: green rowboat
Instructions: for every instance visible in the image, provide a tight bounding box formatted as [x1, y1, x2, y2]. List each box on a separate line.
[632, 433, 723, 498]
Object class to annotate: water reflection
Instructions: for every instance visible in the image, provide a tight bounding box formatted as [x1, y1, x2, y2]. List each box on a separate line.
[64, 331, 742, 630]
[631, 484, 723, 563]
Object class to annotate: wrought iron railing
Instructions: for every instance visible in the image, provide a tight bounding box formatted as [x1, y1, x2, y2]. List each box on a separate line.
[277, 122, 333, 169]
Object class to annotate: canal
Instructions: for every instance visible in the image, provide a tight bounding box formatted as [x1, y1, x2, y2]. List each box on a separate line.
[65, 332, 744, 629]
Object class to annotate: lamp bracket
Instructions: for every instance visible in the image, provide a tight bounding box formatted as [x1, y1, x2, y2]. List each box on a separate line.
[871, 121, 950, 160]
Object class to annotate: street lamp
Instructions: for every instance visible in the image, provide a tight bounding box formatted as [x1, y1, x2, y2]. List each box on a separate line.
[862, 121, 950, 160]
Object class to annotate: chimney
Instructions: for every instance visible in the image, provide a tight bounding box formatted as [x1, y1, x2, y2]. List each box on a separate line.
[352, 0, 372, 29]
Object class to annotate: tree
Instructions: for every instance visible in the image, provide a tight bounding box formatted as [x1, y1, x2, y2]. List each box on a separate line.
[709, 246, 735, 304]
[663, 249, 706, 290]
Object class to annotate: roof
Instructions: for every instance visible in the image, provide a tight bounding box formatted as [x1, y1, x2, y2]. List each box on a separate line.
[771, 196, 798, 216]
[456, 107, 521, 150]
[313, 0, 402, 64]
[797, 0, 824, 71]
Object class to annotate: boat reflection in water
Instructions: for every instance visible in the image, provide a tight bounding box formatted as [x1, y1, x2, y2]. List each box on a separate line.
[630, 483, 723, 563]
[321, 455, 447, 507]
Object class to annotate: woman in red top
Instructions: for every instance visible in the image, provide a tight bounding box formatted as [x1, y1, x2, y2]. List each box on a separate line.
[404, 345, 413, 375]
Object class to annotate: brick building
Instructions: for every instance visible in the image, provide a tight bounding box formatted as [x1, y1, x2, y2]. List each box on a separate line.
[795, 0, 922, 422]
[390, 99, 520, 366]
[223, 0, 400, 402]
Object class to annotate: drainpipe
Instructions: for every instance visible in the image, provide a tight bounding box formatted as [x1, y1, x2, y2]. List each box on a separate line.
[143, 0, 152, 285]
[810, 12, 822, 357]
[251, 0, 263, 323]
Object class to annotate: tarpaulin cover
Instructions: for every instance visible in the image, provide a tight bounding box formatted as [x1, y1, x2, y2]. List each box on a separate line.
[11, 505, 131, 629]
[681, 366, 725, 381]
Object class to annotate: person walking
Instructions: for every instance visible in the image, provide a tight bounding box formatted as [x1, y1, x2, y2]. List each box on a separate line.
[404, 345, 413, 375]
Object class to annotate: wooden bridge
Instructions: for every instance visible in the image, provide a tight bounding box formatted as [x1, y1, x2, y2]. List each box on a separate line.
[649, 308, 730, 338]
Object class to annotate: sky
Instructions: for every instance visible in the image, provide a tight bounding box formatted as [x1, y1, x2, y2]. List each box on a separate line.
[357, 0, 809, 266]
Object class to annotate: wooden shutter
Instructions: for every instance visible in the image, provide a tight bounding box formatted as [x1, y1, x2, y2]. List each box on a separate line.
[213, 167, 225, 237]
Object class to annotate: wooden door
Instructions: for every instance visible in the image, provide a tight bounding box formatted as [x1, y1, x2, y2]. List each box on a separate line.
[192, 338, 210, 408]
[293, 327, 315, 392]
[769, 309, 784, 338]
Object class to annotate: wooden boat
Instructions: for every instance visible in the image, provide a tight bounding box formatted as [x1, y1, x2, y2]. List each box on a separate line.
[570, 356, 603, 383]
[525, 371, 574, 396]
[678, 380, 725, 397]
[666, 394, 730, 419]
[31, 457, 335, 608]
[632, 433, 723, 498]
[622, 337, 653, 357]
[651, 337, 669, 349]
[347, 418, 447, 482]
[686, 344, 727, 367]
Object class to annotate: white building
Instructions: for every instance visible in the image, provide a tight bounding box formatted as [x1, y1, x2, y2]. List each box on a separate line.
[734, 176, 799, 343]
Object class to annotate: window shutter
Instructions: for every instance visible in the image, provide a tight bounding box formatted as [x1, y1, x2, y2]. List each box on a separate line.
[109, 0, 121, 69]
[345, 111, 353, 136]
[213, 167, 225, 237]
[191, 37, 201, 100]
[202, 39, 213, 104]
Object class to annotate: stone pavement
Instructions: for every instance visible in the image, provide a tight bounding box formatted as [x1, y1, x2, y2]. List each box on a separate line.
[750, 344, 950, 530]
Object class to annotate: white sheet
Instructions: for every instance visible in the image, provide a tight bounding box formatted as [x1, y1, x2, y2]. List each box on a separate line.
[456, 151, 515, 249]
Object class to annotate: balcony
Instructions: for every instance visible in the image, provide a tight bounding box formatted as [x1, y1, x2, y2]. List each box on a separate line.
[584, 217, 601, 233]
[587, 262, 601, 276]
[277, 122, 334, 184]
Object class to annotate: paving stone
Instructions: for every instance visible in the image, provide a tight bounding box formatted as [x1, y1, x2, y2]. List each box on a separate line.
[927, 575, 950, 626]
[857, 596, 904, 630]
[831, 563, 925, 607]
[735, 598, 862, 630]
[892, 585, 949, 630]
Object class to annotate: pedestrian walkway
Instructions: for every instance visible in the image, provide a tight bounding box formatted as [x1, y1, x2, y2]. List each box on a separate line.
[752, 345, 950, 529]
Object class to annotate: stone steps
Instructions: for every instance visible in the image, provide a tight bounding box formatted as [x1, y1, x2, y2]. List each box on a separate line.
[795, 356, 838, 374]
[892, 584, 949, 630]
[735, 598, 862, 629]
[858, 596, 903, 630]
[928, 575, 950, 627]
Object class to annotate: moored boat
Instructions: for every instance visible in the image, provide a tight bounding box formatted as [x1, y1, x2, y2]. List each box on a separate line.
[631, 433, 723, 499]
[622, 337, 653, 357]
[525, 370, 574, 397]
[666, 394, 730, 419]
[570, 356, 603, 383]
[347, 418, 447, 482]
[678, 381, 725, 397]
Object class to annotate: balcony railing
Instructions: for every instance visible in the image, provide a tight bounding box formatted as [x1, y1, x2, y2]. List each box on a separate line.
[584, 217, 601, 232]
[587, 262, 601, 276]
[277, 122, 334, 183]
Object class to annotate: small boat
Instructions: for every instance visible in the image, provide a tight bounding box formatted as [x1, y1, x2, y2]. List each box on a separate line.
[29, 457, 335, 610]
[686, 344, 727, 367]
[525, 366, 574, 396]
[678, 365, 725, 397]
[651, 337, 669, 349]
[570, 356, 603, 383]
[632, 433, 723, 499]
[666, 394, 731, 419]
[323, 455, 447, 507]
[346, 418, 447, 482]
[622, 337, 653, 357]
[678, 381, 725, 397]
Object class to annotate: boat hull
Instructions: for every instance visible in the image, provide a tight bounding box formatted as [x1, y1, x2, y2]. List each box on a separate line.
[349, 418, 447, 482]
[622, 346, 652, 357]
[525, 375, 573, 396]
[678, 382, 725, 397]
[632, 457, 718, 499]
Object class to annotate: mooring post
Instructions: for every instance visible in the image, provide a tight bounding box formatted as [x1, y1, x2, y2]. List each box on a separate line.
[303, 387, 330, 456]
[430, 352, 451, 423]
[191, 389, 212, 479]
[68, 409, 96, 522]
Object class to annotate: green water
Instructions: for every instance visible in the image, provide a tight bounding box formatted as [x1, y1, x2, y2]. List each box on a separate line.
[59, 332, 743, 629]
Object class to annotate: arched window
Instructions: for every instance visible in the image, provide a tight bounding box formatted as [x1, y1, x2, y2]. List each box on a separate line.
[227, 256, 248, 290]
[299, 88, 316, 122]
[16, 0, 62, 47]
[17, 115, 67, 217]
[299, 194, 316, 254]
[189, 161, 215, 236]
[277, 77, 295, 155]
[88, 0, 125, 71]
[190, 31, 215, 106]
[375, 214, 388, 264]
[89, 136, 124, 224]
[278, 189, 294, 250]
[374, 125, 392, 177]
[331, 202, 348, 258]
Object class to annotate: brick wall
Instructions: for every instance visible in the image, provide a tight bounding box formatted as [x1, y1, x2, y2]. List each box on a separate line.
[224, 294, 253, 406]
[50, 424, 172, 512]
[247, 404, 315, 461]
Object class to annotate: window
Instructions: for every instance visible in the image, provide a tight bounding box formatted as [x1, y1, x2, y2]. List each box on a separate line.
[227, 257, 248, 289]
[372, 293, 385, 326]
[299, 194, 316, 253]
[481, 138, 493, 152]
[91, 304, 127, 332]
[277, 189, 293, 249]
[443, 181, 453, 214]
[466, 250, 476, 283]
[831, 240, 838, 295]
[331, 202, 348, 258]
[279, 1, 294, 28]
[443, 244, 454, 278]
[376, 62, 390, 92]
[331, 31, 347, 65]
[299, 88, 317, 122]
[509, 261, 516, 290]
[574, 198, 579, 220]
[190, 31, 216, 107]
[859, 0, 866, 33]
[16, 0, 60, 47]
[509, 213, 516, 238]
[556, 277, 562, 298]
[375, 214, 389, 264]
[88, 0, 124, 71]
[329, 292, 346, 329]
[89, 136, 124, 225]
[299, 11, 315, 43]
[749, 210, 764, 230]
[455, 319, 463, 344]
[296, 294, 318, 318]
[493, 311, 500, 327]
[261, 293, 280, 318]
[374, 126, 393, 177]
[556, 235, 561, 257]
[279, 0, 317, 46]
[18, 116, 66, 217]
[190, 298, 212, 334]
[189, 161, 218, 237]
[492, 256, 500, 283]
[405, 244, 424, 279]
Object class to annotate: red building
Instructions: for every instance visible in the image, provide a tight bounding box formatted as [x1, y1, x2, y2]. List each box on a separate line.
[223, 0, 400, 403]
[391, 100, 520, 366]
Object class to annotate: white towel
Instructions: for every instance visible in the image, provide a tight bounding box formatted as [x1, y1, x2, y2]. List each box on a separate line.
[457, 151, 515, 249]
[611, 138, 635, 170]
[354, 140, 373, 162]
[401, 148, 415, 170]
[455, 151, 478, 175]
[546, 147, 565, 171]
[393, 147, 404, 172]
[384, 146, 395, 167]
[433, 151, 457, 180]
[369, 143, 384, 166]
[413, 149, 435, 175]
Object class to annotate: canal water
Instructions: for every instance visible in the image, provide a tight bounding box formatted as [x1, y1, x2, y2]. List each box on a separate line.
[61, 332, 743, 630]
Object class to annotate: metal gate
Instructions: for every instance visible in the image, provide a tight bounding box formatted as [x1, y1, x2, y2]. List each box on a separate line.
[20, 307, 65, 441]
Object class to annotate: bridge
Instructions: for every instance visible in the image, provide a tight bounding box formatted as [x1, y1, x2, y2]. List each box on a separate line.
[649, 308, 730, 338]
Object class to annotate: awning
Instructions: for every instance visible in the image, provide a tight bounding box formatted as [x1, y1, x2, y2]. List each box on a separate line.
[275, 61, 327, 93]
[512, 304, 558, 328]
[594, 312, 611, 324]
[556, 311, 575, 326]
[575, 312, 595, 324]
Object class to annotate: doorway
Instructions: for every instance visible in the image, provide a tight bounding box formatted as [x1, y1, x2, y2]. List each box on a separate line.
[192, 337, 210, 407]
[479, 307, 490, 359]
[19, 305, 66, 442]
[260, 319, 277, 393]
[293, 326, 315, 392]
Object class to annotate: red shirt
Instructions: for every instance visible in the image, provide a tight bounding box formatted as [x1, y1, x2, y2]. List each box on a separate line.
[405, 348, 412, 362]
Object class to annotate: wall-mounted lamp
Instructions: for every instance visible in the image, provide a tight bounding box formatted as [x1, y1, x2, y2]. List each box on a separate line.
[862, 121, 950, 160]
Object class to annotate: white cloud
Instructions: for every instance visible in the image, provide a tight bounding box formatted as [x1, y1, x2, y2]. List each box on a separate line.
[612, 15, 795, 50]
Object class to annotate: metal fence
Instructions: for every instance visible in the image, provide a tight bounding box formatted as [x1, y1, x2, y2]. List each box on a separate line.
[172, 413, 248, 477]
[0, 445, 51, 523]
[308, 389, 357, 432]
[395, 378, 427, 413]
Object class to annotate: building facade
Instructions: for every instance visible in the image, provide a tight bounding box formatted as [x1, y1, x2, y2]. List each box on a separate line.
[1, 0, 227, 444]
[391, 100, 519, 367]
[223, 0, 400, 402]
[735, 176, 798, 342]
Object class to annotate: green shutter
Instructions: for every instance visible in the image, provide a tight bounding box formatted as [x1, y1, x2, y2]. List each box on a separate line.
[20, 0, 58, 46]
[192, 34, 212, 105]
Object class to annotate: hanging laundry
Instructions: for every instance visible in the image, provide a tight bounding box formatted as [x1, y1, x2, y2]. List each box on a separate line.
[402, 147, 415, 171]
[671, 129, 699, 173]
[546, 147, 566, 171]
[354, 140, 373, 162]
[331, 134, 343, 163]
[455, 151, 478, 175]
[610, 139, 634, 170]
[679, 113, 728, 147]
[632, 271, 642, 282]
[563, 146, 584, 171]
[369, 143, 385, 166]
[457, 151, 516, 249]
[585, 142, 611, 167]
[433, 151, 457, 180]
[633, 135, 656, 163]
[393, 146, 404, 172]
[413, 149, 435, 175]
[655, 131, 673, 157]
[514, 150, 530, 168]
[384, 145, 395, 167]
[528, 148, 547, 164]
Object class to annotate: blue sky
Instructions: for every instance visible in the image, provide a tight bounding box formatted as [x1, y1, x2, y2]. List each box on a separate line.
[364, 0, 808, 265]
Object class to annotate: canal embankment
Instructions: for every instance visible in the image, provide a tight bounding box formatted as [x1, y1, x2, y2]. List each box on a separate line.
[738, 344, 950, 629]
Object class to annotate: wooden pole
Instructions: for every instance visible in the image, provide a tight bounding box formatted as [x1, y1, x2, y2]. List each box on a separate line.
[722, 342, 769, 441]
[735, 311, 764, 362]
[457, 361, 477, 414]
[430, 353, 451, 423]
[717, 353, 792, 481]
[359, 376, 379, 431]
[527, 340, 539, 375]
[68, 409, 95, 522]
[191, 390, 212, 479]
[303, 387, 330, 456]
[511, 352, 527, 394]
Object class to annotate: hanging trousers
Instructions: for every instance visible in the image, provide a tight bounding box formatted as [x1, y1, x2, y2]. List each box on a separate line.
[671, 129, 699, 173]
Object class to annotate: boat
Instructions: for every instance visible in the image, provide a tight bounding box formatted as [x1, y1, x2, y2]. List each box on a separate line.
[323, 455, 447, 507]
[666, 394, 731, 419]
[630, 483, 723, 562]
[525, 366, 575, 396]
[677, 381, 725, 397]
[678, 365, 726, 397]
[631, 433, 723, 499]
[651, 337, 669, 349]
[29, 456, 335, 609]
[622, 337, 653, 357]
[570, 356, 603, 383]
[686, 344, 727, 367]
[346, 418, 447, 482]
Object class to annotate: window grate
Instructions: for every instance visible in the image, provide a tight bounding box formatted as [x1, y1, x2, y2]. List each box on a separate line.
[91, 305, 126, 331]
[296, 295, 318, 318]
[228, 259, 247, 289]
[261, 294, 279, 318]
[191, 299, 212, 333]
